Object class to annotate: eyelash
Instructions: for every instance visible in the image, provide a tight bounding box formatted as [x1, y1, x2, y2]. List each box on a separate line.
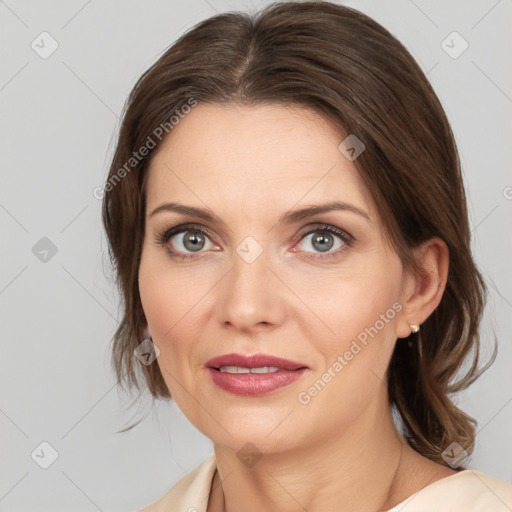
[154, 222, 354, 260]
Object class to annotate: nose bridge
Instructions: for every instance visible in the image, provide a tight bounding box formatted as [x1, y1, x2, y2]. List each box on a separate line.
[229, 235, 271, 298]
[217, 234, 284, 330]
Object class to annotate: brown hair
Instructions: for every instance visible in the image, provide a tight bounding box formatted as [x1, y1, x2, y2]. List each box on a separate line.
[102, 1, 496, 465]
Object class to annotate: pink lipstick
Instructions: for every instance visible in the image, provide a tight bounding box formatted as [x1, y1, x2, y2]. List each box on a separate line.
[204, 353, 308, 396]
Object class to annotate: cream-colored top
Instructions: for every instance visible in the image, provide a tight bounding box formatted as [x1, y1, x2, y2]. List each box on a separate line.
[139, 454, 512, 511]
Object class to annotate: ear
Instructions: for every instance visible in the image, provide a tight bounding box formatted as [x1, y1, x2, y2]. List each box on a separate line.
[143, 323, 152, 340]
[396, 237, 449, 339]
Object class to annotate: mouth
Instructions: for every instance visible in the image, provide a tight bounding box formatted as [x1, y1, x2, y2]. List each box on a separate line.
[205, 353, 308, 371]
[204, 353, 308, 396]
[213, 366, 286, 374]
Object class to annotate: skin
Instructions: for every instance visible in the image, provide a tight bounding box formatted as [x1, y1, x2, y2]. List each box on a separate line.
[138, 103, 456, 512]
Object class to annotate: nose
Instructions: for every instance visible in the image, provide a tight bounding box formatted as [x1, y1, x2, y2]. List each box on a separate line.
[215, 241, 287, 334]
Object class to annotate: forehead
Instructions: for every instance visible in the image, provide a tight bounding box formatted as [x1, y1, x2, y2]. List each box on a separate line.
[146, 102, 376, 221]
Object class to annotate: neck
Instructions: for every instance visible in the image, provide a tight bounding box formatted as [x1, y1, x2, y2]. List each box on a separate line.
[209, 397, 411, 512]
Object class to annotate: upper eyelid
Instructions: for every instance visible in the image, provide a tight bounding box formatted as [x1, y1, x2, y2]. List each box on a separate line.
[161, 222, 349, 235]
[162, 223, 216, 241]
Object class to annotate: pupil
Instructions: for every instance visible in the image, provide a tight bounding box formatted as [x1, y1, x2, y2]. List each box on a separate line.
[184, 231, 205, 252]
[313, 233, 333, 252]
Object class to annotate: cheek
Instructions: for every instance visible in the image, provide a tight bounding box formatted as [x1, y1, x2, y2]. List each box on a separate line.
[294, 257, 403, 419]
[138, 251, 186, 363]
[138, 248, 209, 334]
[138, 255, 174, 337]
[138, 250, 217, 391]
[295, 258, 403, 349]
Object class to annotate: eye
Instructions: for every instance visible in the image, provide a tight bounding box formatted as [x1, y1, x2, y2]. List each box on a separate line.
[155, 222, 354, 260]
[156, 223, 218, 258]
[295, 225, 353, 257]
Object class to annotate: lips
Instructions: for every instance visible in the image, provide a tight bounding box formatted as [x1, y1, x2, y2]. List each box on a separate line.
[204, 353, 308, 396]
[205, 353, 307, 371]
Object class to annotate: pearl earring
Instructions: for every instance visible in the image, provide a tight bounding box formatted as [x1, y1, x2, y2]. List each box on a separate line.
[410, 324, 420, 334]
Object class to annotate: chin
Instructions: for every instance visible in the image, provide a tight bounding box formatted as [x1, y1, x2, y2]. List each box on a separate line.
[215, 431, 299, 456]
[198, 409, 309, 454]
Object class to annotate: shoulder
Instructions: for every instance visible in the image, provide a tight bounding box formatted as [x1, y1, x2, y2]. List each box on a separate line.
[389, 469, 512, 511]
[139, 455, 217, 512]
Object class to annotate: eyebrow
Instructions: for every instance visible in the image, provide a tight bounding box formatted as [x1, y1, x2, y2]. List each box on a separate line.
[149, 200, 372, 225]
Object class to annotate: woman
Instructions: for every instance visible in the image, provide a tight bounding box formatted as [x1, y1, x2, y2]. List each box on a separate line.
[102, 2, 512, 510]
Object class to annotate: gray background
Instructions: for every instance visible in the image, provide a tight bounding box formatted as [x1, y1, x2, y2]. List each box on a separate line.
[1, 0, 511, 510]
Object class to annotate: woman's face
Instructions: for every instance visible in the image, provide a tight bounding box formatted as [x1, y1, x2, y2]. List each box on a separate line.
[139, 102, 412, 453]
